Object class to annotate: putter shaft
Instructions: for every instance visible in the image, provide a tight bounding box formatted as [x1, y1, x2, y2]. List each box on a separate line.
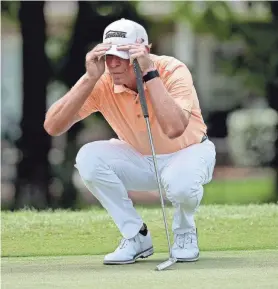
[145, 117, 172, 257]
[133, 60, 176, 270]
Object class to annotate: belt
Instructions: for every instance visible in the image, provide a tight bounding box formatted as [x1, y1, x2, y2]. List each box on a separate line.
[201, 134, 208, 143]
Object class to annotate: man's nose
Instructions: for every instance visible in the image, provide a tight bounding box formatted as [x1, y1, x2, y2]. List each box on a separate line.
[109, 56, 120, 67]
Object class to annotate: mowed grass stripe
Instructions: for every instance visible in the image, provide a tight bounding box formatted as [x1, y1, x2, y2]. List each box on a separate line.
[2, 251, 278, 289]
[2, 204, 278, 257]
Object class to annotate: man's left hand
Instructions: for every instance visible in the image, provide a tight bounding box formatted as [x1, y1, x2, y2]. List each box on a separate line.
[116, 39, 154, 74]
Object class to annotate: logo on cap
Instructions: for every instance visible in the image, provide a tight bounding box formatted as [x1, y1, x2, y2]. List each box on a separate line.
[105, 30, 127, 39]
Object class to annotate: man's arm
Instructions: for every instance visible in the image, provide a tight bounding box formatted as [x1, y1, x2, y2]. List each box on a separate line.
[116, 41, 192, 139]
[144, 65, 192, 139]
[44, 73, 100, 136]
[44, 42, 111, 136]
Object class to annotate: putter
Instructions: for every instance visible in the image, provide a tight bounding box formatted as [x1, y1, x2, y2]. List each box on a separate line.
[133, 59, 177, 271]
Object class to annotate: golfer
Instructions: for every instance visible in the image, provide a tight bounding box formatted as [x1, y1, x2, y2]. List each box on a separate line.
[44, 18, 216, 265]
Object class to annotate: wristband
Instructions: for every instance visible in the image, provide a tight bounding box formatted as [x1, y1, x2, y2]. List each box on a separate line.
[143, 70, 160, 83]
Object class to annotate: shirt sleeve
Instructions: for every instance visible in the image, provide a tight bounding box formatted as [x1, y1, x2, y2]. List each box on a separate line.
[162, 64, 194, 113]
[77, 77, 104, 120]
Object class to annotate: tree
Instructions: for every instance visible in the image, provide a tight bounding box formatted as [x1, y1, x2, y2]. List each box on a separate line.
[2, 0, 150, 210]
[14, 1, 52, 209]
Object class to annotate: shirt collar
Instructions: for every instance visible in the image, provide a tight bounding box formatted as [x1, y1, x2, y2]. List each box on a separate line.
[113, 83, 147, 94]
[113, 84, 126, 94]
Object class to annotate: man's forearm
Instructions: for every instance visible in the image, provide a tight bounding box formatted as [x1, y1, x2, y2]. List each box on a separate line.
[145, 77, 189, 139]
[44, 73, 98, 136]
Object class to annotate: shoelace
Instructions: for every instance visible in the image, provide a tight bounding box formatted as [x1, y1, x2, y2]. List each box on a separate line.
[175, 233, 194, 249]
[119, 237, 135, 249]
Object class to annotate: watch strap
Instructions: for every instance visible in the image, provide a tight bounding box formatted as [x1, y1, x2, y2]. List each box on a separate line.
[143, 70, 159, 82]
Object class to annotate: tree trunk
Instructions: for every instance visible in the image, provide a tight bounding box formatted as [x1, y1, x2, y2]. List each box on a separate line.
[14, 1, 52, 210]
[268, 1, 278, 202]
[55, 1, 94, 209]
[266, 81, 278, 202]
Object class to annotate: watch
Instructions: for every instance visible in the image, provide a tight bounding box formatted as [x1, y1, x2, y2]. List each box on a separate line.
[143, 70, 160, 83]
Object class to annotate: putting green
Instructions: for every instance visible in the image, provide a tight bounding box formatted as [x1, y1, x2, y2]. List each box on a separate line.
[2, 250, 278, 289]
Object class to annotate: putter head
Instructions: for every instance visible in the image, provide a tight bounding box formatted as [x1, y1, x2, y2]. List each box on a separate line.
[156, 257, 177, 271]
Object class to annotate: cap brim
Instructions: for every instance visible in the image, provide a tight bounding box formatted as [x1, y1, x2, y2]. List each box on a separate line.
[105, 45, 129, 60]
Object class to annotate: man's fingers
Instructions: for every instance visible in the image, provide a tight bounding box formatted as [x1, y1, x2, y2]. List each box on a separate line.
[94, 51, 108, 56]
[129, 53, 146, 65]
[116, 45, 130, 51]
[86, 53, 105, 63]
[94, 44, 112, 52]
[117, 44, 140, 51]
[129, 48, 145, 55]
[86, 50, 108, 61]
[129, 47, 146, 60]
[86, 44, 111, 58]
[92, 51, 107, 61]
[135, 38, 144, 44]
[130, 53, 144, 60]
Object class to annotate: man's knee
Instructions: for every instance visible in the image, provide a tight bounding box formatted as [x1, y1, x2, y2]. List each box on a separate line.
[163, 176, 204, 210]
[75, 141, 107, 182]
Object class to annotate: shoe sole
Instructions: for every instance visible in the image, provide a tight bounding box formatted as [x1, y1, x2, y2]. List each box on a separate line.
[176, 253, 200, 262]
[103, 246, 154, 265]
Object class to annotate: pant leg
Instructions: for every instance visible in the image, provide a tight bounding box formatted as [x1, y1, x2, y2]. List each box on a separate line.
[75, 138, 157, 239]
[160, 139, 216, 234]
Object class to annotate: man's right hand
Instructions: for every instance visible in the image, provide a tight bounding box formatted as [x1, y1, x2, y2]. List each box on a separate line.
[85, 43, 112, 80]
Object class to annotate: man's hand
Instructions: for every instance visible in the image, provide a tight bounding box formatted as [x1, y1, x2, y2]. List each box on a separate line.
[116, 39, 154, 74]
[85, 43, 111, 80]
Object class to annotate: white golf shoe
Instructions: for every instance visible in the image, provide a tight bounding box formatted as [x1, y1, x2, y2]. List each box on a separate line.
[171, 229, 199, 262]
[103, 231, 154, 265]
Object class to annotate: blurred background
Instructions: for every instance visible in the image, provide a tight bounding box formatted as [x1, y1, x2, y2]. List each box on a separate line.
[1, 1, 278, 211]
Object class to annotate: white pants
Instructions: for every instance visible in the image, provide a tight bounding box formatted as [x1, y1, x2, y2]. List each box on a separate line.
[75, 138, 216, 239]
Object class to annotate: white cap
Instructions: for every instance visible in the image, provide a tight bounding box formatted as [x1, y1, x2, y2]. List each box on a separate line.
[103, 18, 149, 59]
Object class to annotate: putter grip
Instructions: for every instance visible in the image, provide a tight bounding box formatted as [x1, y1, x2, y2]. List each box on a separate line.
[133, 59, 149, 118]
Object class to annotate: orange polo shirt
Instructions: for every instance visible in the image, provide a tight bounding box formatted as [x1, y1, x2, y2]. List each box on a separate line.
[78, 54, 207, 155]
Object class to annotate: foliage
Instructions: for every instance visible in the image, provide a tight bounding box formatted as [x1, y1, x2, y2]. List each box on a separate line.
[172, 1, 235, 41]
[1, 1, 20, 21]
[169, 1, 278, 200]
[170, 1, 276, 98]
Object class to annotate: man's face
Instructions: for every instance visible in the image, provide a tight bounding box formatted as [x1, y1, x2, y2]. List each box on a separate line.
[105, 55, 134, 85]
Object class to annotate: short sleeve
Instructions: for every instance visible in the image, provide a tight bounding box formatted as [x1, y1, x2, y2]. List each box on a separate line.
[162, 64, 193, 113]
[77, 77, 104, 120]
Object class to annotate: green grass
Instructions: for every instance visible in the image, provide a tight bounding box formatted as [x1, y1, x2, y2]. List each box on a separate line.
[2, 205, 278, 289]
[74, 178, 276, 210]
[2, 204, 278, 257]
[2, 250, 278, 289]
[203, 178, 276, 204]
